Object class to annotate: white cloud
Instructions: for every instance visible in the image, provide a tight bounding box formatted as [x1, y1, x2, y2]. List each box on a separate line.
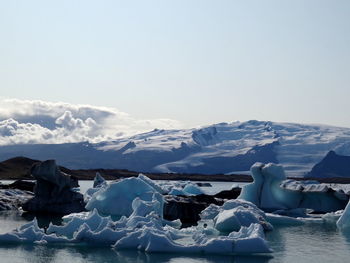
[0, 98, 183, 145]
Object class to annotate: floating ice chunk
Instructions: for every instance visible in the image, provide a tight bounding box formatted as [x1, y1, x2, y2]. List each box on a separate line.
[93, 172, 106, 188]
[323, 210, 343, 224]
[168, 187, 186, 196]
[131, 194, 163, 218]
[47, 208, 110, 238]
[201, 199, 265, 219]
[200, 204, 221, 220]
[84, 187, 101, 202]
[85, 173, 108, 202]
[214, 207, 270, 233]
[228, 224, 272, 254]
[183, 183, 204, 195]
[113, 222, 271, 254]
[271, 208, 310, 218]
[0, 218, 69, 244]
[279, 180, 347, 213]
[299, 192, 345, 213]
[62, 211, 91, 222]
[168, 182, 204, 196]
[86, 177, 162, 217]
[337, 201, 350, 231]
[239, 163, 301, 211]
[138, 174, 167, 194]
[0, 177, 272, 255]
[266, 213, 305, 226]
[201, 199, 272, 232]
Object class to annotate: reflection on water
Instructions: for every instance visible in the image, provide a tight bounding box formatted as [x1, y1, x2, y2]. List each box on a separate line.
[0, 211, 271, 263]
[21, 212, 63, 229]
[0, 244, 272, 263]
[266, 223, 350, 263]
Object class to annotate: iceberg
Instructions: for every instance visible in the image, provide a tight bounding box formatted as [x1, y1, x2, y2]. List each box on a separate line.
[168, 182, 204, 196]
[280, 180, 347, 212]
[85, 176, 163, 217]
[85, 173, 108, 202]
[238, 163, 300, 211]
[21, 160, 85, 214]
[239, 162, 347, 213]
[337, 200, 350, 231]
[93, 172, 107, 188]
[201, 199, 272, 233]
[0, 176, 272, 255]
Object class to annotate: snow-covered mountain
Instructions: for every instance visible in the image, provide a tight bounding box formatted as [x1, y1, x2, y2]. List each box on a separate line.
[0, 120, 349, 177]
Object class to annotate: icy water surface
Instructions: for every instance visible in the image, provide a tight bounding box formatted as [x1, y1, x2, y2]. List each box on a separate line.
[78, 180, 244, 195]
[1, 180, 350, 262]
[1, 211, 350, 262]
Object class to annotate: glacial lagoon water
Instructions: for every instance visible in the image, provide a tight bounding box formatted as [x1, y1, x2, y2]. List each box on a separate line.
[1, 180, 350, 262]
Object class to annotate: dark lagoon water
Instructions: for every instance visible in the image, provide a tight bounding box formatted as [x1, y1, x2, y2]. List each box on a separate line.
[1, 180, 350, 262]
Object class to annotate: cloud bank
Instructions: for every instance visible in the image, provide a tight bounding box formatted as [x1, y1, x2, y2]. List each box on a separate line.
[0, 98, 183, 145]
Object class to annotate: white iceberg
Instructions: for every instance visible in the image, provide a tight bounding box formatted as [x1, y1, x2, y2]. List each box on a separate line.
[238, 162, 346, 213]
[0, 176, 272, 255]
[85, 176, 163, 217]
[201, 199, 272, 233]
[337, 201, 350, 231]
[168, 182, 204, 196]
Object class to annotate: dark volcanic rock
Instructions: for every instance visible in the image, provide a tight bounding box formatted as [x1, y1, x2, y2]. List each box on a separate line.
[306, 151, 350, 178]
[22, 160, 86, 215]
[195, 182, 212, 187]
[9, 180, 35, 192]
[0, 189, 33, 211]
[163, 195, 213, 226]
[213, 187, 241, 199]
[163, 187, 242, 226]
[0, 180, 35, 192]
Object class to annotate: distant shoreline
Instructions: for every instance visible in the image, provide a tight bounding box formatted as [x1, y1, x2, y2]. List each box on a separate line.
[1, 156, 350, 184]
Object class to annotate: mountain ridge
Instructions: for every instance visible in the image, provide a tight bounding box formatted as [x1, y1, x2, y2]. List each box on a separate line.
[0, 120, 349, 177]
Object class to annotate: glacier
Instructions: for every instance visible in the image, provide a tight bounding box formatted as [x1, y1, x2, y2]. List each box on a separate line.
[1, 120, 350, 177]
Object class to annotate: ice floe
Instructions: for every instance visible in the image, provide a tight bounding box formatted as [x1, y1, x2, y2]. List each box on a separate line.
[239, 163, 347, 213]
[200, 199, 273, 232]
[0, 175, 273, 255]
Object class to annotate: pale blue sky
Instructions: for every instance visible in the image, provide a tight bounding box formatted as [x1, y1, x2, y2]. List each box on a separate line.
[1, 0, 349, 128]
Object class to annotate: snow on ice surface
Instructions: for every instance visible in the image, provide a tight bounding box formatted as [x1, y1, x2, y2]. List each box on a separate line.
[85, 176, 164, 217]
[272, 122, 350, 177]
[0, 177, 272, 255]
[280, 180, 350, 197]
[200, 199, 273, 233]
[93, 120, 350, 177]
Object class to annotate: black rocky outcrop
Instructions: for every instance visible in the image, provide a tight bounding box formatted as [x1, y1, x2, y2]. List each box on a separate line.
[22, 160, 86, 215]
[163, 187, 241, 226]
